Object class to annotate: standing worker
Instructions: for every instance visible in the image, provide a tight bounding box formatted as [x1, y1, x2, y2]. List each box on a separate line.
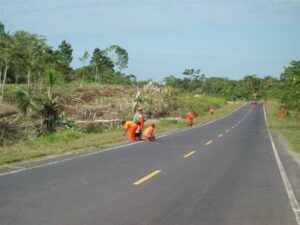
[209, 106, 214, 116]
[122, 120, 138, 141]
[143, 123, 156, 141]
[186, 111, 194, 126]
[133, 107, 145, 139]
[280, 107, 285, 120]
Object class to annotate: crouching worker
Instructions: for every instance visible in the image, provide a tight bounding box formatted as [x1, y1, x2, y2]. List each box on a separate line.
[143, 123, 156, 141]
[122, 120, 138, 141]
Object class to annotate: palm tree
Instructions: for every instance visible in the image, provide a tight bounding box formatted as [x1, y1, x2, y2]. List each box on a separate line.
[40, 96, 60, 133]
[47, 69, 59, 100]
[15, 69, 61, 134]
[15, 88, 39, 115]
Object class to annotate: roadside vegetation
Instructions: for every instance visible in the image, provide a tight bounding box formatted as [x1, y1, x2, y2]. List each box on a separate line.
[0, 21, 299, 165]
[0, 102, 241, 165]
[266, 101, 300, 154]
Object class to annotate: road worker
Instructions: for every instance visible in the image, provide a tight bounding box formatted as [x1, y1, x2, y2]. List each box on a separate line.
[121, 120, 138, 141]
[134, 122, 142, 140]
[209, 106, 214, 116]
[280, 107, 285, 120]
[186, 111, 194, 126]
[133, 107, 145, 139]
[143, 123, 156, 141]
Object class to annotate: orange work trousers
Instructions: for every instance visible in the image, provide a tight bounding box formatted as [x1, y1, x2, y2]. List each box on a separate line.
[127, 124, 138, 141]
[281, 112, 285, 120]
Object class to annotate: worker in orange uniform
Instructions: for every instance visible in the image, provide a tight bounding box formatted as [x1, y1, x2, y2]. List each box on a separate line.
[186, 111, 194, 126]
[133, 107, 145, 140]
[143, 123, 156, 141]
[280, 107, 285, 120]
[122, 120, 138, 141]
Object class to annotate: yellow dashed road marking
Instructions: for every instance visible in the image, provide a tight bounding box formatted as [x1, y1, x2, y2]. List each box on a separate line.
[205, 140, 213, 145]
[183, 151, 196, 158]
[218, 134, 223, 138]
[133, 170, 161, 186]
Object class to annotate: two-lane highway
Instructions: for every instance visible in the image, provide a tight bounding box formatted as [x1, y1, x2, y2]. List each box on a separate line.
[0, 104, 299, 225]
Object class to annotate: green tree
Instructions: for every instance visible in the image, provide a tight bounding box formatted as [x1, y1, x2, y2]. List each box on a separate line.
[280, 60, 300, 111]
[90, 48, 114, 84]
[243, 75, 261, 99]
[108, 45, 128, 71]
[13, 31, 47, 86]
[0, 33, 16, 102]
[0, 22, 5, 36]
[56, 40, 73, 81]
[183, 68, 202, 81]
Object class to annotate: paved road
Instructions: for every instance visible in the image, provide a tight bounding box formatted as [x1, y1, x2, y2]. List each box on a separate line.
[0, 104, 299, 225]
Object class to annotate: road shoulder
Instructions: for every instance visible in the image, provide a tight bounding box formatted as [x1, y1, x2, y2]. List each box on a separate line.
[273, 132, 300, 204]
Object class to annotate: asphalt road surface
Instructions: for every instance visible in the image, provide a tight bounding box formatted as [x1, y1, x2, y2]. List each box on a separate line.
[1, 103, 299, 225]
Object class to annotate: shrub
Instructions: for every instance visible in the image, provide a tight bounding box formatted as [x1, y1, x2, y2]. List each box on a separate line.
[0, 120, 21, 146]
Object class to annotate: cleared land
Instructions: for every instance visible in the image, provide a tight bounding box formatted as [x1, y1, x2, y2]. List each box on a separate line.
[0, 84, 242, 165]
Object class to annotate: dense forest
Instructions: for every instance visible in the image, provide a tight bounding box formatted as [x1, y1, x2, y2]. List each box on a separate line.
[0, 21, 299, 145]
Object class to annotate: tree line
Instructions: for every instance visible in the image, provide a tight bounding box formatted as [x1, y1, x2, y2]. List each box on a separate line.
[164, 63, 299, 112]
[0, 22, 134, 102]
[0, 21, 299, 112]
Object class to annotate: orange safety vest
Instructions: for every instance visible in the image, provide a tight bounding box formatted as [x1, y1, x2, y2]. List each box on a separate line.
[281, 108, 285, 119]
[187, 113, 193, 122]
[143, 126, 154, 138]
[138, 113, 144, 130]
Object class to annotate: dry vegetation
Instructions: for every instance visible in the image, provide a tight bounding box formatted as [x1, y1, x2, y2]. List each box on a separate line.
[0, 82, 242, 165]
[0, 83, 183, 145]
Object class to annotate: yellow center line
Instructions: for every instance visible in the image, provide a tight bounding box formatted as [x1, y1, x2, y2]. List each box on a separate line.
[183, 150, 196, 158]
[226, 129, 230, 132]
[133, 170, 161, 186]
[218, 133, 223, 138]
[231, 126, 235, 129]
[205, 140, 213, 145]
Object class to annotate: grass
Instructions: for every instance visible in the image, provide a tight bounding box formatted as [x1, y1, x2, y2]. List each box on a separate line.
[177, 94, 227, 117]
[0, 128, 127, 165]
[0, 102, 243, 166]
[266, 101, 300, 154]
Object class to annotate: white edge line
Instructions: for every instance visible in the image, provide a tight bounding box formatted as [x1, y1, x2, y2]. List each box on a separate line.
[0, 103, 247, 177]
[0, 142, 139, 177]
[263, 105, 300, 225]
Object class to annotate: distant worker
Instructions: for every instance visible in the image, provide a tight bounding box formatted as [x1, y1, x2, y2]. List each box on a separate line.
[122, 120, 138, 141]
[186, 111, 194, 126]
[133, 107, 145, 139]
[280, 107, 285, 120]
[143, 123, 156, 141]
[209, 107, 214, 116]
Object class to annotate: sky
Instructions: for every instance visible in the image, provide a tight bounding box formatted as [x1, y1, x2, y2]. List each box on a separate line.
[1, 0, 300, 81]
